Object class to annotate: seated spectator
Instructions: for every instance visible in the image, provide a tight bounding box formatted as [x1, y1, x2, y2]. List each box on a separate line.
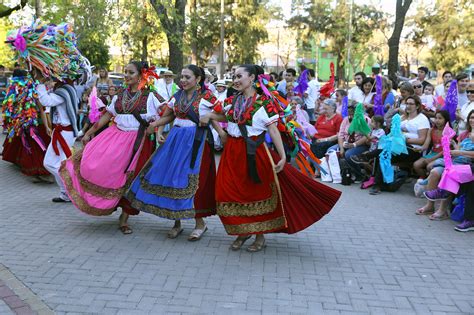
[371, 95, 430, 195]
[332, 104, 370, 182]
[311, 99, 343, 158]
[382, 77, 396, 111]
[457, 73, 469, 109]
[412, 110, 450, 178]
[412, 79, 424, 98]
[454, 164, 474, 232]
[350, 115, 386, 188]
[420, 112, 474, 220]
[456, 82, 474, 134]
[385, 82, 415, 129]
[290, 96, 315, 138]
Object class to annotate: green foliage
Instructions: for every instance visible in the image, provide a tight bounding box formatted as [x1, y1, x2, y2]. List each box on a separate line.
[225, 1, 274, 65]
[41, 0, 111, 68]
[413, 0, 473, 73]
[0, 18, 15, 67]
[288, 0, 386, 82]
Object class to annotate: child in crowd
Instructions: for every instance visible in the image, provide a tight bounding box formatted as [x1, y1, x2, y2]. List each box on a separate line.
[420, 84, 437, 118]
[413, 110, 449, 178]
[350, 115, 385, 188]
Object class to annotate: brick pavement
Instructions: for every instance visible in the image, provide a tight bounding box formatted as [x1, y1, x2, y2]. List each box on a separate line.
[1, 140, 474, 314]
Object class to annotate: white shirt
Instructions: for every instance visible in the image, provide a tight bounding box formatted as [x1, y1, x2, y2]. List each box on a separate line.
[420, 94, 436, 111]
[37, 84, 71, 126]
[362, 92, 375, 104]
[401, 113, 430, 149]
[348, 86, 364, 103]
[304, 79, 320, 109]
[216, 90, 227, 103]
[458, 92, 468, 109]
[106, 93, 164, 131]
[224, 104, 279, 137]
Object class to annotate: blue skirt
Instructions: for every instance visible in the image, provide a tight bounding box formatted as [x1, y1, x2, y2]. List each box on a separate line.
[126, 126, 205, 219]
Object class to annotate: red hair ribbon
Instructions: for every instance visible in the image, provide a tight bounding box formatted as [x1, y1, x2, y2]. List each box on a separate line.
[319, 62, 335, 98]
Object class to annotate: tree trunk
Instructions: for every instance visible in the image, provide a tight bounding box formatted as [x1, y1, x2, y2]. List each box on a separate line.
[142, 35, 148, 62]
[190, 0, 198, 64]
[388, 0, 413, 83]
[149, 0, 186, 75]
[336, 51, 345, 88]
[34, 0, 42, 17]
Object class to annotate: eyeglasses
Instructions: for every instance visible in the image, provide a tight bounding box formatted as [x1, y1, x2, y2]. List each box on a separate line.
[467, 90, 474, 94]
[413, 85, 423, 89]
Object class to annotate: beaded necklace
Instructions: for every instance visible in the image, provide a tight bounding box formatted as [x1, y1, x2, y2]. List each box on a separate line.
[121, 88, 143, 114]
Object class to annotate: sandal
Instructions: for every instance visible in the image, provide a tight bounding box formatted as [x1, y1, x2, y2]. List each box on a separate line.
[188, 226, 208, 241]
[429, 213, 449, 221]
[167, 226, 183, 239]
[415, 207, 434, 215]
[247, 239, 266, 253]
[119, 225, 133, 234]
[230, 236, 251, 251]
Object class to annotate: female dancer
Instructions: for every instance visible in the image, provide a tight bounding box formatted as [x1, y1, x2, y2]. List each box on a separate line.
[201, 65, 341, 252]
[126, 65, 224, 241]
[59, 61, 165, 233]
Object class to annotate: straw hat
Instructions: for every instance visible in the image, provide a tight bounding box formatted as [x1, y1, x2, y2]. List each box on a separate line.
[215, 80, 227, 87]
[162, 70, 176, 77]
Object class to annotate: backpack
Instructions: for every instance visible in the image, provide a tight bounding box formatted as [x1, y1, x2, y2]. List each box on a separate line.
[339, 158, 353, 186]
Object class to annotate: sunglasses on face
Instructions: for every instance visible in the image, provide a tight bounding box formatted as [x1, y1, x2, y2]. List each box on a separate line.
[406, 102, 416, 105]
[413, 85, 423, 89]
[467, 90, 474, 94]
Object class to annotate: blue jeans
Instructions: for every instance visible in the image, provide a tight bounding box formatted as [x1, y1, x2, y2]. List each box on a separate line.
[344, 145, 370, 178]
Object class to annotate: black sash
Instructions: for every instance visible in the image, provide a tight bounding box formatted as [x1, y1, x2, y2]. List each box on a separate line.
[232, 94, 266, 183]
[124, 110, 150, 173]
[238, 124, 265, 183]
[186, 108, 214, 168]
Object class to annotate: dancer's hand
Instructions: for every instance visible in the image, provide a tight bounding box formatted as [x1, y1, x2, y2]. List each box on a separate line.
[157, 132, 166, 144]
[274, 159, 285, 173]
[218, 131, 228, 145]
[146, 123, 156, 135]
[82, 134, 91, 145]
[199, 114, 210, 127]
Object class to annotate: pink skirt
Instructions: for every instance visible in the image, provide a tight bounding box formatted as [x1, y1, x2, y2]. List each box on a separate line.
[59, 125, 140, 216]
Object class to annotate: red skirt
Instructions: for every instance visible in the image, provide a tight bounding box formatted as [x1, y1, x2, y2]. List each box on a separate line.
[118, 136, 156, 215]
[269, 150, 341, 234]
[217, 137, 341, 235]
[194, 141, 216, 218]
[2, 125, 51, 176]
[216, 137, 286, 235]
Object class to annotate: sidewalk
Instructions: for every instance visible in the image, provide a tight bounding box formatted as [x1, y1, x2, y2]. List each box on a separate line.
[0, 135, 473, 314]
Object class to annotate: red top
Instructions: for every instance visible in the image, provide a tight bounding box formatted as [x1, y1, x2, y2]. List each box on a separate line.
[430, 129, 443, 153]
[314, 114, 343, 139]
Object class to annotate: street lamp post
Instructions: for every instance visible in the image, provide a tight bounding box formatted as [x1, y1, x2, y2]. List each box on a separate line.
[219, 0, 225, 79]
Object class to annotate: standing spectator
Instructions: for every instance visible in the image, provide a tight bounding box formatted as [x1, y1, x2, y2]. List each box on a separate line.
[95, 68, 114, 96]
[456, 73, 469, 109]
[348, 71, 366, 103]
[304, 69, 320, 124]
[277, 68, 297, 95]
[155, 70, 179, 100]
[214, 80, 228, 102]
[415, 66, 430, 91]
[311, 99, 343, 158]
[435, 71, 453, 97]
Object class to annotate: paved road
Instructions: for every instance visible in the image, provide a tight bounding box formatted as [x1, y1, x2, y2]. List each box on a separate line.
[0, 141, 473, 314]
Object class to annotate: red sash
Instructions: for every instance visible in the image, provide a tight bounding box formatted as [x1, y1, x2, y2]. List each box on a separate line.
[52, 124, 74, 157]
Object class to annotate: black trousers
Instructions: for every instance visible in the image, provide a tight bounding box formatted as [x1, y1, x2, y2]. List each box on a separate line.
[459, 165, 474, 221]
